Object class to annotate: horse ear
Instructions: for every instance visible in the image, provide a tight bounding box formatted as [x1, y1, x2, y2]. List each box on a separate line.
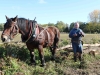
[34, 17, 36, 21]
[5, 15, 9, 20]
[14, 15, 18, 22]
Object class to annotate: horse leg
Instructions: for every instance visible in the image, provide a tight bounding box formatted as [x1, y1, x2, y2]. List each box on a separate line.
[30, 50, 36, 65]
[54, 34, 59, 48]
[51, 36, 59, 60]
[50, 47, 53, 60]
[38, 45, 46, 66]
[50, 45, 56, 60]
[26, 44, 36, 65]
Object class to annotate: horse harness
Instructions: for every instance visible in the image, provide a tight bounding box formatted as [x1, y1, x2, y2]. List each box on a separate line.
[36, 27, 51, 46]
[24, 20, 51, 46]
[11, 20, 52, 46]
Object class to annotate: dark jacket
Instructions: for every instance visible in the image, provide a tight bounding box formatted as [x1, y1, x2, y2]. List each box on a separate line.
[69, 28, 84, 41]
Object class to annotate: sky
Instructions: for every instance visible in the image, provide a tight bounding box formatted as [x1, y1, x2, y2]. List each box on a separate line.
[0, 0, 100, 25]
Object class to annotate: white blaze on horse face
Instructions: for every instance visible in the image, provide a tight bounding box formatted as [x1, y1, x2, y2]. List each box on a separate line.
[3, 35, 11, 42]
[3, 35, 7, 40]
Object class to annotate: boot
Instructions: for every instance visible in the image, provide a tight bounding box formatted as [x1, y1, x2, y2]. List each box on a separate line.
[79, 56, 82, 61]
[74, 56, 77, 62]
[79, 53, 82, 61]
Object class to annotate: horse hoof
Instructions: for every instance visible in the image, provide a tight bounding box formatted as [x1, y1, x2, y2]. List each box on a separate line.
[29, 62, 36, 66]
[51, 57, 55, 61]
[40, 63, 46, 67]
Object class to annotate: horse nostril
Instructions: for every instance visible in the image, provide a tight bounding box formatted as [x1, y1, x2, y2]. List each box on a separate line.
[1, 35, 8, 42]
[2, 38, 6, 42]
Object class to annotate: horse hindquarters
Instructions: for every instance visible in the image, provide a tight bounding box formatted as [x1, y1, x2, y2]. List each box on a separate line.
[49, 27, 60, 60]
[49, 26, 60, 47]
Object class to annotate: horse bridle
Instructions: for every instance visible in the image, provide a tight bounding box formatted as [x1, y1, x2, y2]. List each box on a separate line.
[25, 21, 37, 43]
[9, 21, 19, 39]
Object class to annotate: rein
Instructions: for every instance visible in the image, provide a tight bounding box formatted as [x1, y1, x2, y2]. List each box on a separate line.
[24, 21, 36, 43]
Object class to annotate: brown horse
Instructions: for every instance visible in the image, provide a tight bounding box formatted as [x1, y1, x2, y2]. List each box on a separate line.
[1, 15, 60, 66]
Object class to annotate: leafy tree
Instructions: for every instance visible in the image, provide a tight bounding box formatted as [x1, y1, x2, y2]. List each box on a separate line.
[48, 22, 55, 26]
[69, 22, 74, 31]
[0, 23, 4, 31]
[84, 22, 98, 33]
[40, 24, 48, 27]
[63, 23, 69, 32]
[83, 10, 100, 33]
[55, 21, 66, 32]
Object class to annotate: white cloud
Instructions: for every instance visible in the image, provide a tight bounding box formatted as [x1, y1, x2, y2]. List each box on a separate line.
[39, 0, 47, 4]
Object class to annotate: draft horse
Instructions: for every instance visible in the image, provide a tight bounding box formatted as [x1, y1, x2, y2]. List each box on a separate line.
[1, 16, 60, 66]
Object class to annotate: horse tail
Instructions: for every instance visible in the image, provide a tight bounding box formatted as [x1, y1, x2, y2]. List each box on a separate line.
[54, 27, 60, 40]
[53, 27, 60, 48]
[56, 28, 60, 39]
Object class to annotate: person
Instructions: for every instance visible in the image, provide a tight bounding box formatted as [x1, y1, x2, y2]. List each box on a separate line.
[69, 22, 84, 62]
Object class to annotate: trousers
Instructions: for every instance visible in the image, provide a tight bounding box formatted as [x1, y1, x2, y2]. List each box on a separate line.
[72, 41, 83, 54]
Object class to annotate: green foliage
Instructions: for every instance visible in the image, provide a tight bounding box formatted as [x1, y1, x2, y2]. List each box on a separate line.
[63, 24, 69, 32]
[48, 22, 55, 26]
[40, 21, 100, 33]
[69, 22, 74, 31]
[91, 38, 98, 44]
[69, 21, 100, 33]
[55, 21, 66, 32]
[62, 39, 69, 45]
[58, 39, 69, 47]
[0, 43, 100, 75]
[40, 24, 48, 27]
[0, 23, 4, 31]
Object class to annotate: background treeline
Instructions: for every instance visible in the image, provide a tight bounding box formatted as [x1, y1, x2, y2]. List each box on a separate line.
[0, 23, 4, 31]
[0, 10, 100, 33]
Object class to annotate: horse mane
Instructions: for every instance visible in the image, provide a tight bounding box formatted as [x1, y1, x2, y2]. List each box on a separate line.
[16, 18, 44, 42]
[17, 18, 33, 33]
[17, 18, 44, 30]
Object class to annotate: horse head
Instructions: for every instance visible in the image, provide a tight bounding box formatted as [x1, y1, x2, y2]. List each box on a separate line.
[1, 15, 19, 42]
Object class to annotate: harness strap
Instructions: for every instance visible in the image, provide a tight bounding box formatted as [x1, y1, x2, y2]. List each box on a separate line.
[37, 26, 48, 36]
[45, 29, 50, 45]
[28, 23, 33, 38]
[35, 24, 39, 36]
[37, 26, 50, 44]
[25, 21, 36, 43]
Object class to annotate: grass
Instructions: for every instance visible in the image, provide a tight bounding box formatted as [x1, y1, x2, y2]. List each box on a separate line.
[1, 31, 100, 44]
[0, 32, 100, 75]
[0, 44, 100, 75]
[60, 33, 100, 44]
